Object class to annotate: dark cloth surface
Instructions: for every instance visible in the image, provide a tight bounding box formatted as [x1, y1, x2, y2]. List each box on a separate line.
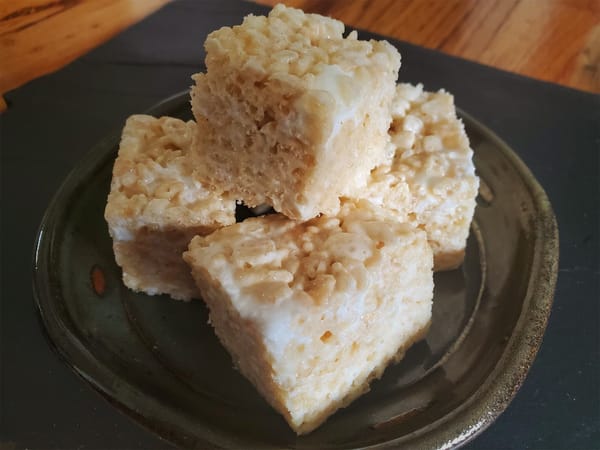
[1, 1, 598, 448]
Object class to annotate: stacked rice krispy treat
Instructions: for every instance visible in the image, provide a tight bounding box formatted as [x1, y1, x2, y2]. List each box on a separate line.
[183, 202, 433, 434]
[353, 83, 479, 270]
[103, 4, 478, 436]
[191, 4, 401, 220]
[105, 115, 236, 300]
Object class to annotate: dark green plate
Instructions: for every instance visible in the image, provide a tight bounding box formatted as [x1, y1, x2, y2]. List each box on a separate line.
[33, 92, 558, 449]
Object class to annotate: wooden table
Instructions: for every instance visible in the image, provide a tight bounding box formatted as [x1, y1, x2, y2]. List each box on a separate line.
[1, 0, 598, 112]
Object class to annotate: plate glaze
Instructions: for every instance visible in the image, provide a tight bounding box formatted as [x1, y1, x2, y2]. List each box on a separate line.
[33, 92, 558, 449]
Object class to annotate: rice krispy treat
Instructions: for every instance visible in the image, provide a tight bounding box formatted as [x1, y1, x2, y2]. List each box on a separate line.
[191, 4, 401, 220]
[183, 203, 433, 434]
[105, 115, 236, 300]
[354, 83, 479, 271]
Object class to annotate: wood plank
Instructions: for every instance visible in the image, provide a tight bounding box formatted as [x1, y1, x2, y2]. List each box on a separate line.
[0, 0, 69, 35]
[474, 0, 599, 87]
[257, 0, 600, 93]
[0, 0, 170, 102]
[0, 0, 598, 113]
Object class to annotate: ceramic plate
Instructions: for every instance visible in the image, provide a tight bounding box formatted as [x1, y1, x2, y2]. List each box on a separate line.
[33, 92, 558, 449]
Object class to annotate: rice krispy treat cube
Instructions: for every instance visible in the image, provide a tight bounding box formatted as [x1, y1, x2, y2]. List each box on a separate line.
[356, 83, 479, 270]
[191, 4, 401, 220]
[105, 115, 236, 300]
[183, 203, 433, 434]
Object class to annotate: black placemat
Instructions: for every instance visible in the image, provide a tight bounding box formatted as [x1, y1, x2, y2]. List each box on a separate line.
[1, 1, 598, 448]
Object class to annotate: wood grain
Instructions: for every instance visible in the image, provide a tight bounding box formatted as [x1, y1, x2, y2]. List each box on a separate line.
[0, 0, 598, 112]
[0, 0, 170, 107]
[256, 0, 600, 93]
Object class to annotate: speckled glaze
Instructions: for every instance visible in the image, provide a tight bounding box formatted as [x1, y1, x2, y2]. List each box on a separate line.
[33, 93, 558, 449]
